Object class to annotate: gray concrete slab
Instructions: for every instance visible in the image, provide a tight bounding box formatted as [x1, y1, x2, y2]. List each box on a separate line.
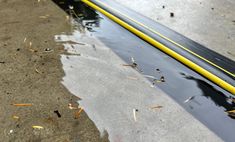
[113, 0, 235, 61]
[55, 27, 222, 141]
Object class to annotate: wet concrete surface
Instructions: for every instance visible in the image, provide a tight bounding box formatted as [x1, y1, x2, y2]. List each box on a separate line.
[0, 0, 109, 141]
[93, 13, 235, 142]
[114, 0, 235, 61]
[54, 1, 234, 142]
[56, 20, 222, 142]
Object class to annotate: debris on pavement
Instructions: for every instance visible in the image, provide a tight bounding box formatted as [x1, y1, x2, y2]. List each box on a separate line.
[9, 130, 13, 134]
[0, 61, 5, 64]
[160, 76, 165, 82]
[29, 42, 32, 48]
[170, 12, 174, 17]
[44, 48, 53, 52]
[184, 96, 195, 103]
[54, 110, 62, 118]
[162, 5, 165, 9]
[12, 103, 32, 106]
[133, 109, 138, 122]
[12, 116, 20, 120]
[123, 57, 138, 68]
[154, 76, 165, 83]
[156, 68, 161, 72]
[74, 107, 83, 119]
[32, 126, 44, 130]
[143, 75, 158, 80]
[23, 37, 27, 43]
[65, 15, 70, 21]
[150, 105, 163, 110]
[122, 63, 137, 68]
[35, 67, 42, 74]
[226, 110, 235, 118]
[68, 103, 79, 110]
[127, 76, 138, 80]
[39, 15, 50, 19]
[144, 75, 166, 85]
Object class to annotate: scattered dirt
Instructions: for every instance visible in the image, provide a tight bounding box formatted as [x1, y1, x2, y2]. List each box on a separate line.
[0, 0, 109, 141]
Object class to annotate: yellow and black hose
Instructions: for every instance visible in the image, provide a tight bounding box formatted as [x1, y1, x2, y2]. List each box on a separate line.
[81, 0, 235, 95]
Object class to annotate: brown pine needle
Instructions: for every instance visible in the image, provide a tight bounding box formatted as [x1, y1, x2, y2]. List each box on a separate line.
[12, 103, 32, 106]
[74, 108, 83, 119]
[150, 105, 163, 109]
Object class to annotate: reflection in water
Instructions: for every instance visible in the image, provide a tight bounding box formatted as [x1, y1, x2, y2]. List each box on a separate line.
[180, 72, 235, 118]
[52, 0, 100, 31]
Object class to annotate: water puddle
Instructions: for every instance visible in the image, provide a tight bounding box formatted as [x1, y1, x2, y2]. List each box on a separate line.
[53, 1, 235, 142]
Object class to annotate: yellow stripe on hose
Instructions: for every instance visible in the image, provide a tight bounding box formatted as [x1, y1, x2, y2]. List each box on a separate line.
[81, 0, 235, 95]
